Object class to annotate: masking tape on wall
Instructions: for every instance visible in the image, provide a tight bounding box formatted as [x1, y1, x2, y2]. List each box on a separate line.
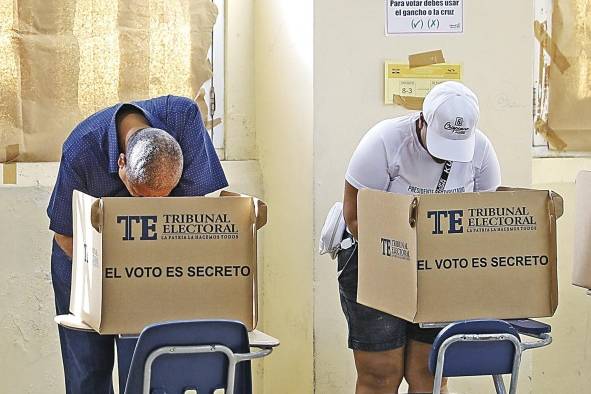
[534, 20, 570, 73]
[408, 50, 445, 69]
[3, 164, 16, 184]
[535, 117, 567, 151]
[393, 95, 424, 110]
[2, 144, 20, 184]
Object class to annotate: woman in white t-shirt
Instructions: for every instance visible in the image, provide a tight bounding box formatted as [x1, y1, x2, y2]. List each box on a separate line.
[339, 81, 501, 393]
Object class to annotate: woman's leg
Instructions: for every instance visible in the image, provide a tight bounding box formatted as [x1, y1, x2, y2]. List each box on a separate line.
[354, 348, 405, 393]
[339, 293, 408, 393]
[404, 339, 448, 393]
[338, 244, 407, 393]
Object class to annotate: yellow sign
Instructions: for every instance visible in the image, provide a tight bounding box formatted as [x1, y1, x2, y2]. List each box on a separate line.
[384, 62, 462, 104]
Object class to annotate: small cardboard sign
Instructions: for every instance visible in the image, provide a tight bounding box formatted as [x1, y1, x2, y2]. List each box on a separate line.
[385, 62, 462, 104]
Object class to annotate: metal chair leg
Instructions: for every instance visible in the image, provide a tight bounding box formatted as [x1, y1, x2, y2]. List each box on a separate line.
[432, 337, 461, 394]
[432, 356, 446, 394]
[492, 375, 507, 394]
[508, 343, 523, 394]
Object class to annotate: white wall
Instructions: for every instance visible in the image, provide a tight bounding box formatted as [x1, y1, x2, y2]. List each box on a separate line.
[225, 0, 257, 160]
[0, 185, 60, 394]
[313, 1, 534, 392]
[254, 1, 315, 393]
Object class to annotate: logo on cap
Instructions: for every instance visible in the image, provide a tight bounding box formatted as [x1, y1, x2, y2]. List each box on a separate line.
[444, 117, 469, 134]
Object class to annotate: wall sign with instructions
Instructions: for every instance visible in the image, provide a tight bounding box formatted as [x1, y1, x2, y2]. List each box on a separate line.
[384, 62, 462, 104]
[386, 0, 463, 34]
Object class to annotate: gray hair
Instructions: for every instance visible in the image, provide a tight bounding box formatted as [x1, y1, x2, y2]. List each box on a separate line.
[125, 128, 183, 191]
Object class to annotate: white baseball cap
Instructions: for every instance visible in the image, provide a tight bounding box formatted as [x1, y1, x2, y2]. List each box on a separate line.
[423, 81, 480, 162]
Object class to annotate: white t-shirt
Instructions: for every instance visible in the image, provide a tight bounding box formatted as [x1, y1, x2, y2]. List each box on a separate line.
[346, 113, 501, 195]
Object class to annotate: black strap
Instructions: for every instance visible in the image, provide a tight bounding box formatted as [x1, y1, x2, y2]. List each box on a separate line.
[435, 161, 453, 193]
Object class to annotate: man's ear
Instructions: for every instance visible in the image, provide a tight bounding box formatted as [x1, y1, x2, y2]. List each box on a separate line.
[118, 153, 126, 169]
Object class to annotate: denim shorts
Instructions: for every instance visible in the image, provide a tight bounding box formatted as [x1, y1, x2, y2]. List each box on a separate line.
[337, 239, 441, 351]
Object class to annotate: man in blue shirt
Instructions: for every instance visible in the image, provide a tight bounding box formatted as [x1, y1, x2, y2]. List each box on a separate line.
[47, 95, 228, 394]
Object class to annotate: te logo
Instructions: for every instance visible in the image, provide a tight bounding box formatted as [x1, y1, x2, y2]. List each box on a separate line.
[426, 210, 464, 235]
[116, 215, 158, 241]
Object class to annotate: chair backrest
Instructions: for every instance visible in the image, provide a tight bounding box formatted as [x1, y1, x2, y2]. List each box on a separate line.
[428, 319, 520, 377]
[124, 320, 252, 394]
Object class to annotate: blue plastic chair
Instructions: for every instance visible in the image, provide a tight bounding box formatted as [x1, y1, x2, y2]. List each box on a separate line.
[428, 319, 552, 394]
[122, 320, 272, 394]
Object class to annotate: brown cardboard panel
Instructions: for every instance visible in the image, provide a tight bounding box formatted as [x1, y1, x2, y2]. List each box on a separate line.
[546, 2, 591, 151]
[70, 191, 103, 330]
[496, 188, 564, 219]
[5, 145, 20, 162]
[357, 189, 418, 322]
[71, 191, 264, 334]
[358, 188, 560, 323]
[547, 190, 560, 312]
[573, 171, 591, 289]
[546, 129, 591, 152]
[1, 0, 217, 163]
[415, 191, 554, 322]
[103, 196, 255, 334]
[550, 191, 564, 219]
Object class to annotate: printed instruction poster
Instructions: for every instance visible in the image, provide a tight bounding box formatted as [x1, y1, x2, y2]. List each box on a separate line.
[386, 0, 463, 34]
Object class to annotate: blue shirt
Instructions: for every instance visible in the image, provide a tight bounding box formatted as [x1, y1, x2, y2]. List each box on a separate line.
[47, 95, 228, 237]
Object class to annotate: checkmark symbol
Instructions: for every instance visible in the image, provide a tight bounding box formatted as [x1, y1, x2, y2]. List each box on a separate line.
[412, 20, 420, 29]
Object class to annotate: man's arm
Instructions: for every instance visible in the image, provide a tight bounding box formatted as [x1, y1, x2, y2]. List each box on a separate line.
[47, 157, 86, 255]
[54, 233, 73, 259]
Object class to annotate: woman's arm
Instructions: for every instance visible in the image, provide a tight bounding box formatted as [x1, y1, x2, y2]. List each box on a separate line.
[343, 181, 359, 240]
[344, 121, 393, 240]
[474, 136, 501, 192]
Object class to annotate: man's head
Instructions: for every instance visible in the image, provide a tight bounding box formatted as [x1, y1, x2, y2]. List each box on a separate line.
[118, 128, 184, 197]
[421, 81, 480, 162]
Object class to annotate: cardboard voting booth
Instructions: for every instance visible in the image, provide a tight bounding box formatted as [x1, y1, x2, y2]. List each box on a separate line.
[67, 190, 266, 335]
[573, 171, 591, 290]
[357, 188, 563, 323]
